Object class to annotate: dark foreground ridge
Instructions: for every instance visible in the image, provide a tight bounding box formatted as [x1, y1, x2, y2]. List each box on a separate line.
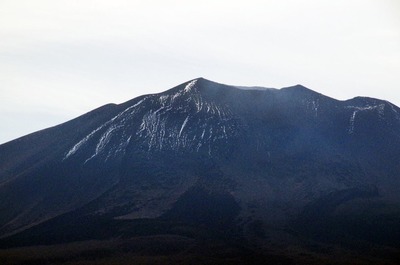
[1, 78, 400, 264]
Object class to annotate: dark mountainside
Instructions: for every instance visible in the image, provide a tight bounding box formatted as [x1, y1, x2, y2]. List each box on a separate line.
[1, 78, 400, 264]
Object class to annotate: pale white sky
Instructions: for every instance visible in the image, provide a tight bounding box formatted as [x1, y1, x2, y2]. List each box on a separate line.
[1, 0, 399, 144]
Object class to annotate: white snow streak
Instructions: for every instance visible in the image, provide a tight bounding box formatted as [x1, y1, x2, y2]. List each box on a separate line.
[64, 124, 107, 159]
[179, 116, 190, 137]
[64, 97, 147, 160]
[348, 110, 358, 134]
[184, 79, 197, 92]
[84, 125, 119, 163]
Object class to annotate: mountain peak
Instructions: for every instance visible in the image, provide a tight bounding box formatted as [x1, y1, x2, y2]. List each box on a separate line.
[281, 84, 315, 93]
[173, 78, 217, 93]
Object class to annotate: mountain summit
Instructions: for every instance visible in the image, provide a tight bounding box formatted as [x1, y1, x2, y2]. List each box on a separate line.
[1, 78, 400, 264]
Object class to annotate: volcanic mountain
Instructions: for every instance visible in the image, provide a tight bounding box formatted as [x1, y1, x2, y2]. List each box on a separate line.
[1, 78, 400, 264]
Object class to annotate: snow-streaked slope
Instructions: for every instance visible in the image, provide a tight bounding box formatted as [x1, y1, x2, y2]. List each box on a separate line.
[1, 77, 400, 242]
[64, 79, 240, 163]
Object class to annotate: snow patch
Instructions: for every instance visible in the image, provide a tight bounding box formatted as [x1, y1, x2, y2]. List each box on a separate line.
[84, 125, 119, 163]
[159, 95, 169, 107]
[179, 116, 190, 137]
[64, 97, 147, 161]
[64, 124, 107, 159]
[348, 110, 358, 134]
[184, 79, 197, 92]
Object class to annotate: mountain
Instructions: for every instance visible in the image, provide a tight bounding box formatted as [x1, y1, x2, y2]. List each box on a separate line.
[1, 78, 400, 264]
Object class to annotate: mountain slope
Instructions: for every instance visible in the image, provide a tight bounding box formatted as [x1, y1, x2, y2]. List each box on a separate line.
[1, 78, 400, 260]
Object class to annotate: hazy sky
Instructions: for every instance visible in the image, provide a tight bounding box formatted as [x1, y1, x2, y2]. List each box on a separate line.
[1, 0, 399, 144]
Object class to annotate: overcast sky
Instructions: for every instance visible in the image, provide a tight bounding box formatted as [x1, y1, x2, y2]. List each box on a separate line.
[1, 0, 399, 144]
